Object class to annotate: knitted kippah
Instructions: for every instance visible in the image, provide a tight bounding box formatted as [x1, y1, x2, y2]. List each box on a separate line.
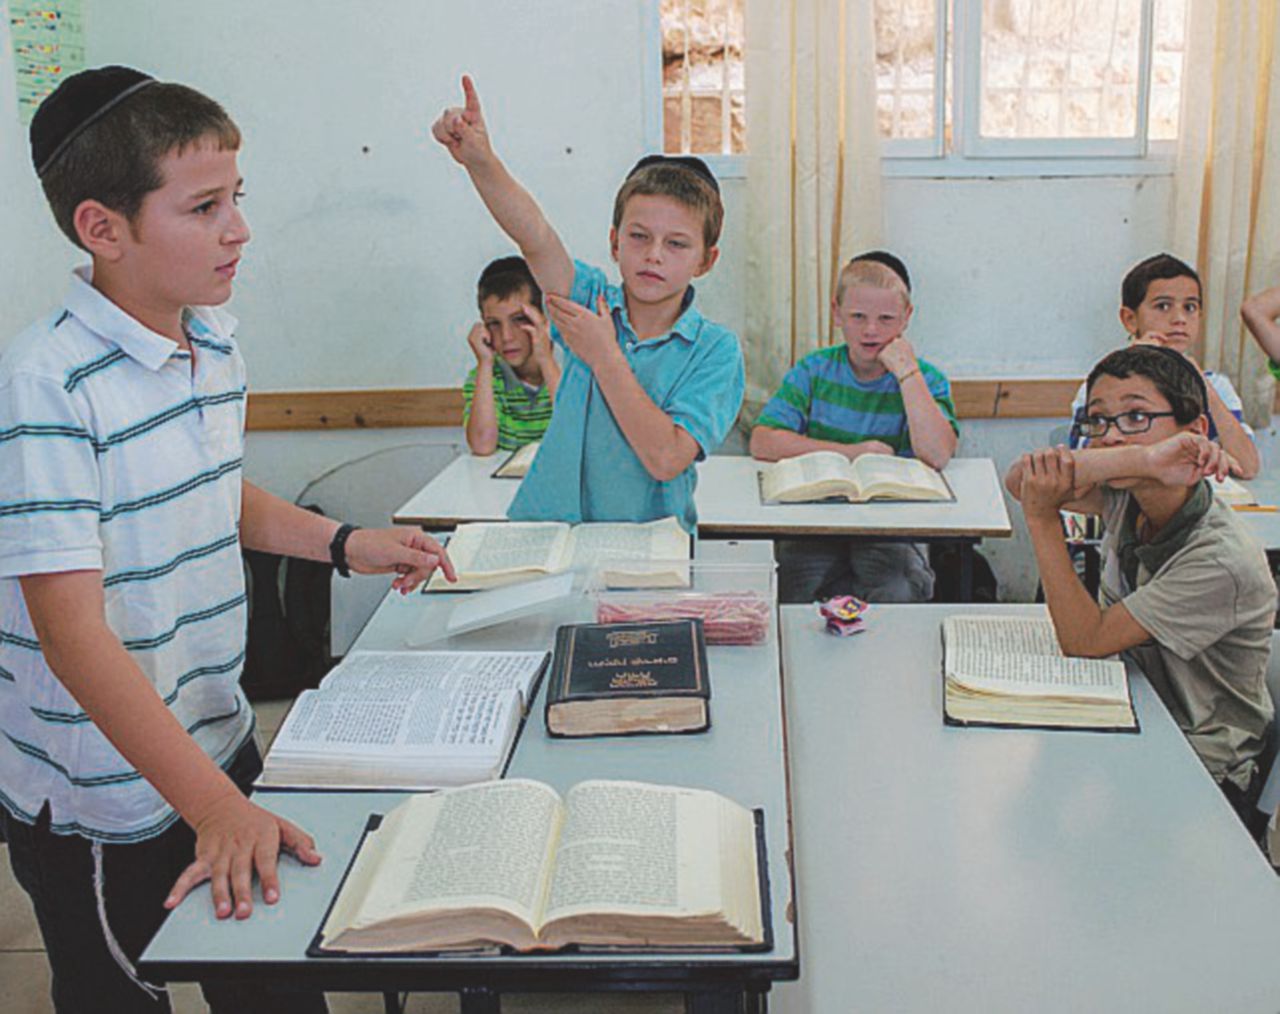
[30, 65, 154, 176]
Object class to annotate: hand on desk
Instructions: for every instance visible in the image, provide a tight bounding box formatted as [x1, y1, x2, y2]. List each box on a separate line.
[166, 795, 321, 920]
[347, 527, 456, 594]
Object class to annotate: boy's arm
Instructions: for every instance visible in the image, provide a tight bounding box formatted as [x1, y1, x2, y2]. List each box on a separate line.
[749, 424, 893, 462]
[1242, 285, 1280, 362]
[1015, 448, 1151, 657]
[432, 77, 573, 297]
[240, 482, 456, 591]
[877, 338, 958, 469]
[463, 327, 499, 456]
[19, 570, 321, 919]
[526, 302, 562, 402]
[1201, 379, 1258, 478]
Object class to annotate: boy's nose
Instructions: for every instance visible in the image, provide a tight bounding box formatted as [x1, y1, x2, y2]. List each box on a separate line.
[1097, 427, 1128, 448]
[225, 207, 251, 246]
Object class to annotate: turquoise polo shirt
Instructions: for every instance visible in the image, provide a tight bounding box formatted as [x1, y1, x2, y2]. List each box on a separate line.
[508, 260, 745, 532]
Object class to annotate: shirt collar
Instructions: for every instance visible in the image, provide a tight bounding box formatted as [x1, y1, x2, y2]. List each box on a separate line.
[608, 283, 702, 345]
[1117, 479, 1212, 584]
[63, 266, 238, 370]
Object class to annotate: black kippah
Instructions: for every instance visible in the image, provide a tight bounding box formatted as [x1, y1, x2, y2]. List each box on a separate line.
[626, 153, 720, 194]
[850, 249, 912, 293]
[30, 65, 155, 177]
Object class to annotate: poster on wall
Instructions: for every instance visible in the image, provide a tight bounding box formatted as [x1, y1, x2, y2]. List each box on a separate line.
[7, 1, 84, 125]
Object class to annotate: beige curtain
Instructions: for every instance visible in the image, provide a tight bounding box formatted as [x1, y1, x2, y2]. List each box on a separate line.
[742, 0, 884, 418]
[1173, 0, 1280, 427]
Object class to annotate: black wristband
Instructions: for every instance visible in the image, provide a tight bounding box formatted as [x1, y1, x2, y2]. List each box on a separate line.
[329, 523, 360, 578]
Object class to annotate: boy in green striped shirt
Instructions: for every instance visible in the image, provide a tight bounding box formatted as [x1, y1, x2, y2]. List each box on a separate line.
[462, 256, 560, 454]
[751, 254, 959, 602]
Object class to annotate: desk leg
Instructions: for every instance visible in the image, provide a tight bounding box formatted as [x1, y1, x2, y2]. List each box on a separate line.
[686, 989, 766, 1013]
[959, 541, 974, 603]
[381, 992, 403, 1014]
[459, 987, 502, 1013]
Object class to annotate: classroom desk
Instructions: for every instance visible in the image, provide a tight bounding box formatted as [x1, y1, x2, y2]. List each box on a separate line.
[1239, 475, 1280, 549]
[392, 453, 1013, 600]
[141, 542, 797, 1014]
[771, 603, 1280, 1014]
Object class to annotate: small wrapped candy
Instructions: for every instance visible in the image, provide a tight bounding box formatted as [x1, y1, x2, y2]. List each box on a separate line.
[818, 595, 868, 637]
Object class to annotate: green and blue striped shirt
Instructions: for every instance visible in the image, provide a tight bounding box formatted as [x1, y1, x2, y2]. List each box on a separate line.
[462, 360, 553, 451]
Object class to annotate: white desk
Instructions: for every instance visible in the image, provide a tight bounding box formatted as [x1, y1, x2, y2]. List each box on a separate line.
[141, 541, 796, 1013]
[1240, 476, 1280, 549]
[773, 604, 1280, 1014]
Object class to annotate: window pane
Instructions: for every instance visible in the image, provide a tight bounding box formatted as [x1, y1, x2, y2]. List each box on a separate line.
[875, 0, 939, 140]
[979, 0, 1144, 139]
[1149, 0, 1187, 141]
[661, 0, 745, 155]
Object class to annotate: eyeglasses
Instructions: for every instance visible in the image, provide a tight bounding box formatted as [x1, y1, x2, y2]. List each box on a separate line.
[1074, 409, 1178, 439]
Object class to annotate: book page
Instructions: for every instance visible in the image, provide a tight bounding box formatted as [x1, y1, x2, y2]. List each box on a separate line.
[495, 441, 540, 478]
[320, 650, 546, 702]
[944, 615, 1128, 701]
[542, 780, 725, 924]
[327, 780, 563, 936]
[851, 454, 950, 500]
[569, 517, 691, 587]
[426, 522, 572, 590]
[760, 451, 854, 502]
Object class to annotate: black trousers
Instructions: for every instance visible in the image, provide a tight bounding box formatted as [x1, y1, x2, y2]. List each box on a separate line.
[2, 738, 327, 1014]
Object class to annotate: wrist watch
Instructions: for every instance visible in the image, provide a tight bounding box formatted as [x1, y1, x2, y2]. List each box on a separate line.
[329, 523, 361, 578]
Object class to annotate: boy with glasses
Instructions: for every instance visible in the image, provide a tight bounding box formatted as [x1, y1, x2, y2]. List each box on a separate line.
[1007, 345, 1275, 826]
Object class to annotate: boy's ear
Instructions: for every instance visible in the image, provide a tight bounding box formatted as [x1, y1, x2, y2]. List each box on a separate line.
[1119, 304, 1138, 337]
[609, 226, 619, 263]
[1188, 413, 1210, 437]
[74, 200, 128, 263]
[695, 245, 720, 277]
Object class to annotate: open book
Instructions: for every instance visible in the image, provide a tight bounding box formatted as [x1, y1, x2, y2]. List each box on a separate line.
[314, 779, 767, 954]
[426, 516, 691, 592]
[258, 650, 549, 789]
[492, 442, 540, 479]
[759, 451, 952, 504]
[942, 615, 1137, 731]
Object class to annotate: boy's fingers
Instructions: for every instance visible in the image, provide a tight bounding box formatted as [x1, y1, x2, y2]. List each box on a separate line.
[230, 849, 254, 919]
[280, 820, 322, 866]
[462, 74, 482, 118]
[596, 295, 609, 317]
[255, 839, 281, 906]
[165, 860, 210, 910]
[208, 856, 233, 919]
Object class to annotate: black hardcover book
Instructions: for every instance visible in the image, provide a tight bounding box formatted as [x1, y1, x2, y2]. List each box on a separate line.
[545, 619, 710, 737]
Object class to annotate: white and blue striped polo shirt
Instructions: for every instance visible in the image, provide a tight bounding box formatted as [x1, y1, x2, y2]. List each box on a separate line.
[0, 268, 253, 843]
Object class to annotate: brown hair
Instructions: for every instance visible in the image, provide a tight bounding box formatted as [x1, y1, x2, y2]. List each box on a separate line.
[611, 163, 724, 250]
[40, 82, 240, 250]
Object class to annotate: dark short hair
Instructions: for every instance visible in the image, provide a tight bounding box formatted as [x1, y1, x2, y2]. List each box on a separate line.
[612, 161, 724, 250]
[850, 250, 911, 292]
[39, 81, 240, 250]
[1121, 253, 1201, 311]
[1084, 345, 1207, 425]
[477, 256, 543, 312]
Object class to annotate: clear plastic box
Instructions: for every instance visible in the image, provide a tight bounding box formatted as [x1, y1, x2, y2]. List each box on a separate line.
[588, 558, 777, 646]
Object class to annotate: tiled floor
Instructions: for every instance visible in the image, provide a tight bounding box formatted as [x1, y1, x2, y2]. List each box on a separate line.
[0, 700, 679, 1013]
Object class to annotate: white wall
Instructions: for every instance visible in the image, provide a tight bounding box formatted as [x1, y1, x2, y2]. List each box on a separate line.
[0, 0, 1235, 601]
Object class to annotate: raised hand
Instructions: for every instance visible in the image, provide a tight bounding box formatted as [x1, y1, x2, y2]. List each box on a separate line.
[522, 303, 555, 367]
[466, 321, 494, 365]
[430, 74, 493, 168]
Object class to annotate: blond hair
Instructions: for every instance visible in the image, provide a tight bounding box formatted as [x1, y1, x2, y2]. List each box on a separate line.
[834, 259, 911, 307]
[612, 163, 723, 250]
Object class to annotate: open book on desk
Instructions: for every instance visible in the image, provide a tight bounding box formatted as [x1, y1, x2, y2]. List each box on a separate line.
[492, 441, 540, 479]
[258, 650, 549, 789]
[426, 516, 691, 592]
[942, 614, 1137, 732]
[312, 778, 768, 955]
[758, 451, 953, 504]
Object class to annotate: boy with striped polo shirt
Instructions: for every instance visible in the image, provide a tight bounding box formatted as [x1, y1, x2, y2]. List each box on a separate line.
[751, 256, 959, 602]
[0, 68, 452, 1013]
[462, 256, 559, 455]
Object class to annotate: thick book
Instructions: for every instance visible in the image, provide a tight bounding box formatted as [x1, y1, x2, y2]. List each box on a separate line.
[941, 614, 1138, 732]
[425, 516, 691, 592]
[758, 450, 954, 504]
[492, 442, 540, 479]
[545, 619, 710, 737]
[257, 650, 549, 789]
[311, 778, 768, 954]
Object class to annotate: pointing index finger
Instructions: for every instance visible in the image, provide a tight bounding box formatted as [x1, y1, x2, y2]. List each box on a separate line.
[462, 74, 482, 119]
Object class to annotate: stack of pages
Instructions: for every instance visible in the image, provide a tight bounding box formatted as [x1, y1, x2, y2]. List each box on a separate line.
[759, 450, 952, 504]
[259, 650, 549, 789]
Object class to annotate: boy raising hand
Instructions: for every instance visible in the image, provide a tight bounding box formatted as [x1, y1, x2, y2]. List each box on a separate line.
[433, 77, 745, 531]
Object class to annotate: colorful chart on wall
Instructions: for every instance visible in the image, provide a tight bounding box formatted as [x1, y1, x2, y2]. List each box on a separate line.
[8, 1, 84, 125]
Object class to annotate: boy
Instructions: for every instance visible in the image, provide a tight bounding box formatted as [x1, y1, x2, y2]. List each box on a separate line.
[432, 77, 744, 532]
[1008, 345, 1275, 823]
[750, 256, 958, 602]
[0, 67, 453, 1013]
[1241, 283, 1280, 376]
[462, 255, 559, 455]
[1068, 254, 1259, 478]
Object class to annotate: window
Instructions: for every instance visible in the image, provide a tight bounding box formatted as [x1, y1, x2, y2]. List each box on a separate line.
[656, 0, 1187, 175]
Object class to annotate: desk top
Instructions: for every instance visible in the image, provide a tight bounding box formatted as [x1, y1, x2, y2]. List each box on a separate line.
[1239, 475, 1280, 549]
[772, 603, 1280, 1014]
[142, 541, 796, 986]
[392, 453, 1013, 539]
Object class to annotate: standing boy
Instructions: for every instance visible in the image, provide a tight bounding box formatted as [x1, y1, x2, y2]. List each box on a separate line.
[1068, 254, 1259, 478]
[750, 256, 958, 602]
[1008, 345, 1275, 824]
[432, 77, 745, 532]
[462, 255, 559, 455]
[0, 67, 453, 1012]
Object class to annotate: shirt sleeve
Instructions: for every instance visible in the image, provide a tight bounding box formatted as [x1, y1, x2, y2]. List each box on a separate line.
[1207, 371, 1254, 439]
[755, 359, 814, 434]
[666, 332, 746, 459]
[0, 372, 103, 577]
[1122, 551, 1247, 661]
[1068, 380, 1088, 449]
[923, 365, 960, 436]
